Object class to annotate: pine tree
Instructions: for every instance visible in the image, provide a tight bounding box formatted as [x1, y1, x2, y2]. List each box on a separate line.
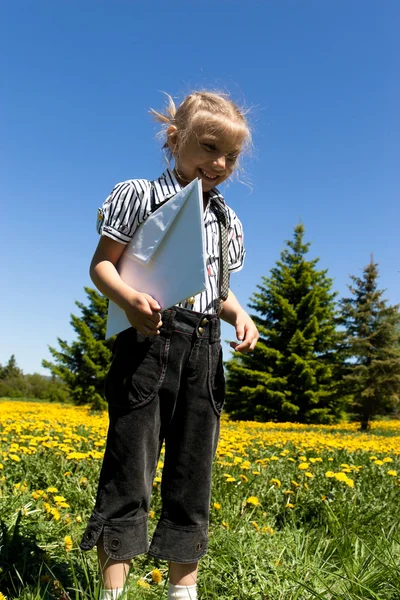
[339, 258, 400, 430]
[43, 287, 114, 409]
[225, 224, 342, 423]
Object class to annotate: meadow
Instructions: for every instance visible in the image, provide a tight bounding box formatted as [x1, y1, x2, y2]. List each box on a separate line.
[0, 400, 399, 600]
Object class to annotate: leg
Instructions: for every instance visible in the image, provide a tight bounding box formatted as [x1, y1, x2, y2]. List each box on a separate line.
[98, 536, 130, 589]
[169, 561, 198, 585]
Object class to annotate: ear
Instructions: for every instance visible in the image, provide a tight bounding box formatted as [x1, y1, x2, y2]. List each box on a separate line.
[166, 125, 179, 155]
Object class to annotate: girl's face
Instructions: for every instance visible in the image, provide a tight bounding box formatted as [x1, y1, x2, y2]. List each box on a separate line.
[169, 117, 246, 193]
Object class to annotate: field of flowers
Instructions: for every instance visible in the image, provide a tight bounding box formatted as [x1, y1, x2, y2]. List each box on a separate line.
[0, 400, 399, 599]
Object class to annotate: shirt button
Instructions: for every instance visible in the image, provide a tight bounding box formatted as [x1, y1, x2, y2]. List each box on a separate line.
[187, 296, 195, 304]
[198, 327, 204, 335]
[200, 318, 208, 326]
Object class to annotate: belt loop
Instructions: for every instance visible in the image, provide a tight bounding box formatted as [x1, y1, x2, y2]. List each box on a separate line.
[161, 309, 175, 337]
[210, 318, 220, 344]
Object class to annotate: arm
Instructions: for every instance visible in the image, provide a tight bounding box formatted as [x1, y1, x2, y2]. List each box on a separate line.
[219, 290, 259, 353]
[90, 236, 162, 336]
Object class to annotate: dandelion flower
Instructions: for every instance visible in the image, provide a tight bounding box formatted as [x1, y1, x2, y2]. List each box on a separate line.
[240, 474, 249, 483]
[53, 496, 66, 502]
[0, 593, 7, 600]
[221, 521, 229, 529]
[151, 568, 163, 583]
[387, 470, 397, 477]
[304, 472, 313, 478]
[251, 521, 259, 531]
[270, 478, 281, 488]
[286, 503, 295, 509]
[213, 502, 221, 510]
[149, 510, 155, 518]
[383, 457, 393, 463]
[246, 496, 261, 506]
[64, 536, 73, 552]
[325, 471, 335, 478]
[47, 487, 58, 493]
[137, 578, 150, 589]
[225, 476, 236, 483]
[345, 478, 354, 487]
[334, 472, 348, 482]
[262, 526, 274, 535]
[374, 460, 384, 466]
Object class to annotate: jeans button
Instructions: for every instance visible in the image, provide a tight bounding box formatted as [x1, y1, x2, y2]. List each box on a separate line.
[196, 542, 203, 551]
[200, 317, 208, 326]
[198, 327, 204, 335]
[110, 538, 120, 550]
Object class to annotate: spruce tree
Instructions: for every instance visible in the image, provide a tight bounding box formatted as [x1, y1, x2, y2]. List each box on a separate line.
[225, 224, 341, 423]
[339, 259, 400, 430]
[43, 287, 114, 409]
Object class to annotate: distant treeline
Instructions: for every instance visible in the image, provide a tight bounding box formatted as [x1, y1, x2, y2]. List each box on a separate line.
[0, 355, 69, 403]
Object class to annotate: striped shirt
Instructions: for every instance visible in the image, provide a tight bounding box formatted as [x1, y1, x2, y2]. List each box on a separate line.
[97, 168, 246, 314]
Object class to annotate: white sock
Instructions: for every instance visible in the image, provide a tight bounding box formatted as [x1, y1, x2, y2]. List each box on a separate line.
[168, 582, 197, 600]
[99, 588, 124, 600]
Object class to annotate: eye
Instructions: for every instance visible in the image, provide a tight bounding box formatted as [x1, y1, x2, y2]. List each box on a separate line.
[227, 153, 238, 162]
[201, 143, 217, 152]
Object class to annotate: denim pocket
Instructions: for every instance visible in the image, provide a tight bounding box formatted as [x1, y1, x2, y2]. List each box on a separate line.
[208, 343, 225, 416]
[105, 331, 170, 410]
[128, 335, 170, 409]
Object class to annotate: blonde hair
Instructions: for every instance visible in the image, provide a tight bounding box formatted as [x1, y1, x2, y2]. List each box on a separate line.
[150, 91, 251, 159]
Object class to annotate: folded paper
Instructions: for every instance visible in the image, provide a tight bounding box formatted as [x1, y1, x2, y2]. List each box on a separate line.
[106, 178, 206, 338]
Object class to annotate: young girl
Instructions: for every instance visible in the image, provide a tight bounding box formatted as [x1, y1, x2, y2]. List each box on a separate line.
[80, 91, 259, 600]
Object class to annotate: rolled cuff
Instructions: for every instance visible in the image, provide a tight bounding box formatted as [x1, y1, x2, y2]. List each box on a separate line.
[80, 512, 149, 560]
[148, 520, 209, 563]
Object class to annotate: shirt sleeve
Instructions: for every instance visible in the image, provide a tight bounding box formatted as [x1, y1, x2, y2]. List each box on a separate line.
[96, 179, 151, 244]
[227, 208, 246, 273]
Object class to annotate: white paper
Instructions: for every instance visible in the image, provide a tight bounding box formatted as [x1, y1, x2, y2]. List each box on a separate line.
[106, 178, 206, 338]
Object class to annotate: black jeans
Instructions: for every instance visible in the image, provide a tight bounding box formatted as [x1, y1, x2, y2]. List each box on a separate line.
[80, 307, 224, 563]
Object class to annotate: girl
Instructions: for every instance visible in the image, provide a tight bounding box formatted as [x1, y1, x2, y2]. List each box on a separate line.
[80, 91, 259, 600]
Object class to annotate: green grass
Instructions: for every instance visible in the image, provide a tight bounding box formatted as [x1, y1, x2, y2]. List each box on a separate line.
[0, 401, 399, 599]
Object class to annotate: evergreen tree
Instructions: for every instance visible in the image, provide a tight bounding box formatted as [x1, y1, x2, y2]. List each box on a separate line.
[339, 258, 400, 430]
[43, 287, 114, 409]
[225, 224, 342, 423]
[0, 355, 23, 379]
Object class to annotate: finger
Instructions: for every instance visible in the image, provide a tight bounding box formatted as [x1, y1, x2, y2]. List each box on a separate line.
[141, 325, 160, 336]
[236, 324, 245, 342]
[144, 318, 162, 331]
[144, 294, 161, 312]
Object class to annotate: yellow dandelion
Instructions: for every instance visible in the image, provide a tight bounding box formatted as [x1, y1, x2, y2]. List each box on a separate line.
[246, 496, 261, 506]
[298, 463, 309, 470]
[46, 487, 58, 493]
[9, 455, 21, 462]
[387, 470, 397, 477]
[53, 496, 66, 502]
[270, 456, 279, 461]
[50, 507, 60, 521]
[149, 510, 155, 518]
[299, 456, 307, 461]
[374, 460, 384, 466]
[76, 515, 82, 523]
[251, 521, 259, 531]
[325, 471, 335, 478]
[334, 472, 349, 482]
[252, 471, 261, 476]
[286, 503, 295, 509]
[284, 490, 294, 495]
[225, 476, 236, 483]
[64, 536, 73, 552]
[383, 457, 393, 463]
[344, 478, 354, 487]
[213, 502, 221, 510]
[291, 480, 301, 488]
[63, 471, 71, 476]
[221, 521, 229, 529]
[154, 476, 161, 483]
[151, 568, 163, 583]
[304, 472, 313, 478]
[262, 526, 274, 535]
[240, 474, 249, 483]
[270, 478, 281, 488]
[0, 592, 7, 600]
[370, 456, 378, 460]
[137, 578, 150, 589]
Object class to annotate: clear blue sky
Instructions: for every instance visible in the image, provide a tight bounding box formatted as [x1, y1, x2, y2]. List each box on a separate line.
[2, 1, 399, 375]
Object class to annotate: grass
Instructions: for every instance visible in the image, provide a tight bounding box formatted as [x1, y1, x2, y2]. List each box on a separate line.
[0, 401, 399, 599]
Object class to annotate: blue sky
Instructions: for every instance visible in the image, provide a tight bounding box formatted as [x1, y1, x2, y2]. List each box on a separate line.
[2, 1, 399, 375]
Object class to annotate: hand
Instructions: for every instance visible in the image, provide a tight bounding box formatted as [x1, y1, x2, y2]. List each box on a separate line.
[124, 291, 162, 336]
[230, 312, 259, 353]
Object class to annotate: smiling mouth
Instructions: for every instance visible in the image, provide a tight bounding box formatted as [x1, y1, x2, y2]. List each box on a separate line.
[199, 168, 219, 181]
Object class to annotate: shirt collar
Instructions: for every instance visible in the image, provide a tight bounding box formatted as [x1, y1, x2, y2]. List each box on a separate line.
[155, 168, 226, 207]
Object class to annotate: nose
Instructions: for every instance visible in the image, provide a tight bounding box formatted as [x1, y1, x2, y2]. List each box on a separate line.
[213, 154, 226, 170]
